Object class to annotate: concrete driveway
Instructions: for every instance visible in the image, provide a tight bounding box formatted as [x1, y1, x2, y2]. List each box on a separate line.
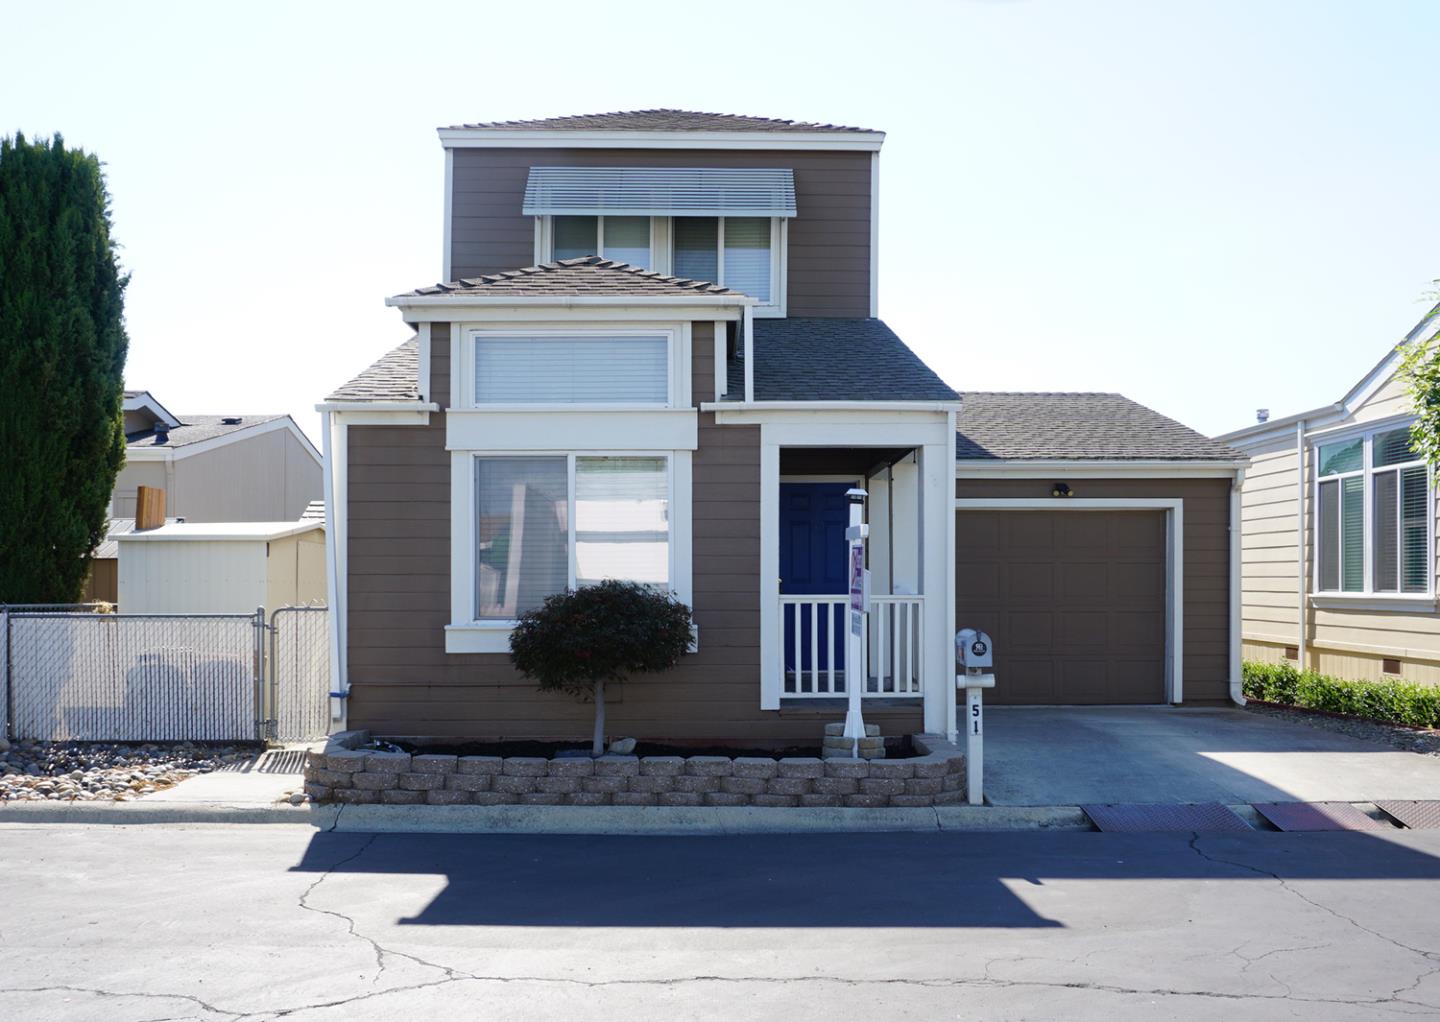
[982, 706, 1440, 806]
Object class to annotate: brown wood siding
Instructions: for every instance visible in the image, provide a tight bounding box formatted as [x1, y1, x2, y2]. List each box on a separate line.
[692, 321, 714, 406]
[346, 318, 919, 741]
[954, 478, 1234, 703]
[449, 148, 871, 318]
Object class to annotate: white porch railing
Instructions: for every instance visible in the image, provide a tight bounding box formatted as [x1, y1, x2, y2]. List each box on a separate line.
[780, 594, 924, 698]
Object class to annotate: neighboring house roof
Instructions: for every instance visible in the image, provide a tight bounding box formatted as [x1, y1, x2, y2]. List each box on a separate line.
[956, 393, 1245, 462]
[726, 318, 959, 403]
[395, 256, 740, 300]
[126, 414, 286, 449]
[327, 337, 421, 402]
[117, 520, 324, 543]
[443, 109, 875, 134]
[1218, 301, 1440, 444]
[94, 516, 183, 559]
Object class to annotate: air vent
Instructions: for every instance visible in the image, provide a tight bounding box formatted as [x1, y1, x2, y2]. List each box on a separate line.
[1383, 658, 1402, 675]
[220, 416, 242, 425]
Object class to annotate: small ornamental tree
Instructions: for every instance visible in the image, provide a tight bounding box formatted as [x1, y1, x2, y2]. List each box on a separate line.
[509, 580, 694, 757]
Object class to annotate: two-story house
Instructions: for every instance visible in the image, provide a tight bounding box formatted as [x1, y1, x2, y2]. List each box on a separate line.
[321, 110, 1247, 747]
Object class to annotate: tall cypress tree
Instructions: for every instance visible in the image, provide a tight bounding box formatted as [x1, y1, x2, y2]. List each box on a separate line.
[0, 134, 129, 603]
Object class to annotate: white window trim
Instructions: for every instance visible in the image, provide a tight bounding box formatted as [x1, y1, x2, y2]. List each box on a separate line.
[448, 448, 693, 653]
[535, 215, 786, 317]
[462, 326, 682, 410]
[1313, 421, 1433, 598]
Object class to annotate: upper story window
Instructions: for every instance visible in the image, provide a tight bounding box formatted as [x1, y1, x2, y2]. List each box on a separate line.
[1316, 424, 1431, 595]
[673, 217, 773, 304]
[553, 215, 652, 268]
[473, 331, 670, 406]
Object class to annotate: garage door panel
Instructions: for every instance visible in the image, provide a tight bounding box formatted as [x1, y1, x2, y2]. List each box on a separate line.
[1007, 563, 1055, 600]
[957, 509, 1166, 705]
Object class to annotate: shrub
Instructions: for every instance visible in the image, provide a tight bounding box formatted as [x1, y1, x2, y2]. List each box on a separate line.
[508, 580, 694, 756]
[1242, 660, 1440, 730]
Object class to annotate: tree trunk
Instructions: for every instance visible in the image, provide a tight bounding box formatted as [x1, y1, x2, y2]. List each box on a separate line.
[592, 677, 606, 757]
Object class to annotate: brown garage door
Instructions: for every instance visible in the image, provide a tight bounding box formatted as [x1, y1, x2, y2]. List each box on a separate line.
[955, 510, 1167, 704]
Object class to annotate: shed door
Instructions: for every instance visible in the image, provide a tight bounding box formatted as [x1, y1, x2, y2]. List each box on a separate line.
[955, 510, 1167, 704]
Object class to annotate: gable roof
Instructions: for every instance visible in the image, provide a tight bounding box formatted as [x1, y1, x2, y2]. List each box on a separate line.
[126, 413, 286, 449]
[956, 392, 1244, 462]
[327, 337, 421, 402]
[443, 109, 876, 134]
[1218, 301, 1440, 444]
[726, 318, 959, 403]
[393, 256, 744, 301]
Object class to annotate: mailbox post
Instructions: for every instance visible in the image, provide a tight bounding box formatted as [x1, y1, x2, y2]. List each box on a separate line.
[955, 628, 995, 805]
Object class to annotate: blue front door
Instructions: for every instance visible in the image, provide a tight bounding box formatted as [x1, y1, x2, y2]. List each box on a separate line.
[780, 483, 851, 683]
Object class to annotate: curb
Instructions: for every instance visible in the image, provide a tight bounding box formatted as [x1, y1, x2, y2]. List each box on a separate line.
[0, 801, 1094, 834]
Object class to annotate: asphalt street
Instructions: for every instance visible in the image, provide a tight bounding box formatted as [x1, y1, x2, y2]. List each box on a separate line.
[2, 823, 1438, 1020]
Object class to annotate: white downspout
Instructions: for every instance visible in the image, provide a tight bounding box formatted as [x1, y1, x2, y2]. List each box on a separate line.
[1295, 419, 1307, 671]
[1229, 466, 1246, 705]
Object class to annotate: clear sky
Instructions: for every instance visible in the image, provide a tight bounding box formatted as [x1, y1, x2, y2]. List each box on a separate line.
[5, 0, 1436, 443]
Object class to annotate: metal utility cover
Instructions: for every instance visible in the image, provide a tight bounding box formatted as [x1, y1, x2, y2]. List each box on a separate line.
[1376, 800, 1440, 830]
[1253, 802, 1388, 832]
[1082, 802, 1252, 833]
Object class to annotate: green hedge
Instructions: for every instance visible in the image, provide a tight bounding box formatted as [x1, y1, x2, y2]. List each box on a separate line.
[1242, 660, 1440, 729]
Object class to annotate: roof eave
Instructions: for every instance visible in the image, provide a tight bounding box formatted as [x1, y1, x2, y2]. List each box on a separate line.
[437, 127, 885, 152]
[386, 293, 754, 307]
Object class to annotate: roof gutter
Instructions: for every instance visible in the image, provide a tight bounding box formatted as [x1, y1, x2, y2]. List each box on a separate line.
[314, 400, 440, 413]
[702, 400, 963, 412]
[386, 294, 755, 308]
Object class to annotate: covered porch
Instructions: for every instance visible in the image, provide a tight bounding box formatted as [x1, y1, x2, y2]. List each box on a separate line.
[712, 405, 957, 737]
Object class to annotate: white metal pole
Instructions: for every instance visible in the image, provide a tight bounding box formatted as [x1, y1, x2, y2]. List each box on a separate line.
[965, 683, 983, 804]
[843, 489, 869, 756]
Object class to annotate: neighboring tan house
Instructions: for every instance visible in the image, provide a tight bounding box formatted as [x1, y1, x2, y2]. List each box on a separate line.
[84, 391, 324, 602]
[318, 109, 1247, 746]
[1220, 304, 1440, 685]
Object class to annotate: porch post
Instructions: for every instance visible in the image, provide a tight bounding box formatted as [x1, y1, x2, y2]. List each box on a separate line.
[842, 488, 869, 752]
[921, 439, 953, 735]
[759, 438, 781, 710]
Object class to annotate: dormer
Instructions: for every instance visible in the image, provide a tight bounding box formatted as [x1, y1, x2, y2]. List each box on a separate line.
[437, 110, 885, 319]
[121, 390, 181, 439]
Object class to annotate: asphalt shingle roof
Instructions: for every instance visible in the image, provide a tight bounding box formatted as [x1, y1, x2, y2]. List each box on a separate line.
[445, 109, 876, 133]
[725, 319, 958, 403]
[327, 337, 420, 402]
[955, 392, 1245, 462]
[400, 256, 738, 299]
[125, 414, 285, 449]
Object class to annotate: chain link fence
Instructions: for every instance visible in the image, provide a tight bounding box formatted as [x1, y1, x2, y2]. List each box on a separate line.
[2, 605, 331, 743]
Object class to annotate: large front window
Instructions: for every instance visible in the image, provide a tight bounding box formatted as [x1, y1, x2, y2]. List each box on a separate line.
[1316, 425, 1430, 595]
[474, 454, 670, 620]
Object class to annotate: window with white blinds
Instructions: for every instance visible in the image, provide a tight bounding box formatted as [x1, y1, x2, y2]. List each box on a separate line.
[473, 454, 670, 619]
[551, 215, 651, 268]
[671, 216, 774, 304]
[473, 334, 670, 405]
[1316, 425, 1431, 595]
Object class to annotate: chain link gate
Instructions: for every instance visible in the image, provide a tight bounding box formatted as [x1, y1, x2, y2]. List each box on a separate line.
[266, 606, 331, 742]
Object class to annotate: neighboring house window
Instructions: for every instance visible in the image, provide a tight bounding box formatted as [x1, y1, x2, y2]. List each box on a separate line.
[473, 333, 670, 405]
[474, 454, 670, 620]
[552, 215, 651, 267]
[1316, 425, 1430, 594]
[673, 216, 774, 303]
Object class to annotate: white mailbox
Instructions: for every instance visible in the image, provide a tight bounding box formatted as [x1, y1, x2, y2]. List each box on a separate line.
[955, 627, 994, 672]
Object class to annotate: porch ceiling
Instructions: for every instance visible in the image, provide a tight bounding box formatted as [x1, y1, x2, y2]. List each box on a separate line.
[780, 446, 912, 477]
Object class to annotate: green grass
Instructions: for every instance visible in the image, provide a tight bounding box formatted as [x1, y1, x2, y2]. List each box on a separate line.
[1243, 660, 1440, 730]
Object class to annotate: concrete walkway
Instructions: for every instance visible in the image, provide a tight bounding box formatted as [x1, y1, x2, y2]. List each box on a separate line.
[983, 705, 1440, 805]
[143, 745, 308, 806]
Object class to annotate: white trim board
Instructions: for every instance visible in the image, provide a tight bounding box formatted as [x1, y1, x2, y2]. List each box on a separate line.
[956, 460, 1246, 478]
[953, 497, 1187, 704]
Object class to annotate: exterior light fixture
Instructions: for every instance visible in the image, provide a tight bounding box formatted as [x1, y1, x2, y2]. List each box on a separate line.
[1051, 482, 1072, 498]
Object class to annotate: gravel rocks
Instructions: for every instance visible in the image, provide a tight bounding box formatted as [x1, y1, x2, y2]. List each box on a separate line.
[0, 740, 258, 802]
[1245, 702, 1440, 757]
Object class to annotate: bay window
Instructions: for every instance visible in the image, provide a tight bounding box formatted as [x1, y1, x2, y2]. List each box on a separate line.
[1315, 425, 1431, 595]
[473, 454, 670, 621]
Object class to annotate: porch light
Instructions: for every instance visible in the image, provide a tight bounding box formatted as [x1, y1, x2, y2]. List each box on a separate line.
[1052, 482, 1073, 498]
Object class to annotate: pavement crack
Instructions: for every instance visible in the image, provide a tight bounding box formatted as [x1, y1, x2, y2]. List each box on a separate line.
[0, 984, 240, 1018]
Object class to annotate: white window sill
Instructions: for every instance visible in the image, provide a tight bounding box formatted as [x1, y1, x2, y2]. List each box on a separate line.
[1309, 593, 1437, 614]
[445, 623, 517, 654]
